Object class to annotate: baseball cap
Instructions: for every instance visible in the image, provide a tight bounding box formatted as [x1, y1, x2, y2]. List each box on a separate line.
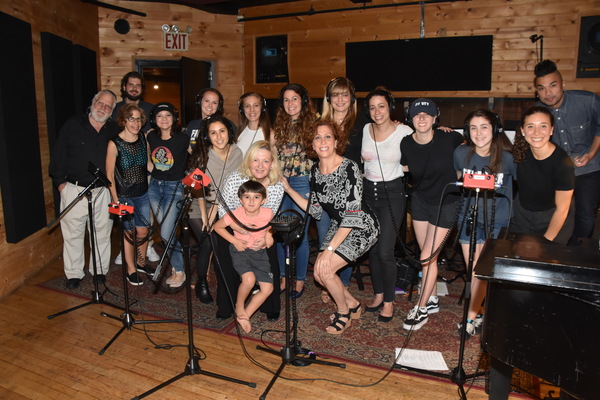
[408, 98, 439, 119]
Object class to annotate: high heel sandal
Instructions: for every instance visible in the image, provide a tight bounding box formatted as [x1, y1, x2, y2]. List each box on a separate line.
[378, 313, 393, 323]
[327, 311, 351, 335]
[378, 303, 394, 322]
[349, 303, 362, 320]
[321, 290, 332, 304]
[365, 302, 383, 312]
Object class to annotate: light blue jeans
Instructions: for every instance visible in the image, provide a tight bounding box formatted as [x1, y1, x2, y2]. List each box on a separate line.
[148, 178, 184, 272]
[277, 175, 311, 282]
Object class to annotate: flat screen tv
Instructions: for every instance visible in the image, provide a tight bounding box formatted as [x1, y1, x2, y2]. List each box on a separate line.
[346, 35, 493, 92]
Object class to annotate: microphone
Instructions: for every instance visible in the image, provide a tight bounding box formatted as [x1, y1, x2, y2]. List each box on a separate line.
[88, 162, 111, 188]
[456, 172, 499, 190]
[182, 168, 212, 188]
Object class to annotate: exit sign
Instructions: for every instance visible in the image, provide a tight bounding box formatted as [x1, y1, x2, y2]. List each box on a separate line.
[163, 32, 189, 51]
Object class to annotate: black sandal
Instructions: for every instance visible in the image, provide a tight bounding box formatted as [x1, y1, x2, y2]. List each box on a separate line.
[349, 303, 362, 320]
[327, 311, 351, 335]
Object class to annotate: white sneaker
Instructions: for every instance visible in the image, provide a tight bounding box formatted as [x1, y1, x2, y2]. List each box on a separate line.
[114, 251, 122, 265]
[426, 296, 440, 314]
[168, 271, 186, 288]
[165, 269, 176, 285]
[147, 245, 160, 262]
[402, 306, 429, 331]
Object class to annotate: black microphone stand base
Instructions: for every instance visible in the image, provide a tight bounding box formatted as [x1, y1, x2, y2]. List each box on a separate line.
[394, 364, 485, 399]
[98, 311, 181, 355]
[47, 293, 125, 320]
[48, 183, 124, 320]
[98, 211, 182, 355]
[132, 356, 256, 400]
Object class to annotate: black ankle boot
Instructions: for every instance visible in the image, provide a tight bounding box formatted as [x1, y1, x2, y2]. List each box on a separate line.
[195, 277, 213, 304]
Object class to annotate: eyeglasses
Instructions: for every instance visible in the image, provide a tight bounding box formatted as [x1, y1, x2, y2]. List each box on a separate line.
[94, 101, 113, 111]
[127, 117, 142, 123]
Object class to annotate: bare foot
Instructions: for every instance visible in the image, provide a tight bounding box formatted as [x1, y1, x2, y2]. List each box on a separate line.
[236, 315, 252, 333]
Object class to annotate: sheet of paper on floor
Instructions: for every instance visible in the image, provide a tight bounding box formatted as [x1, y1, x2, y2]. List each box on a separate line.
[394, 348, 449, 371]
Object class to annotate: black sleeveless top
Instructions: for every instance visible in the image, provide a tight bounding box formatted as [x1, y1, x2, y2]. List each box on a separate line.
[112, 134, 148, 198]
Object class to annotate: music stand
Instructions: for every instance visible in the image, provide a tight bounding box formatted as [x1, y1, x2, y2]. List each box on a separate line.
[98, 203, 179, 355]
[257, 212, 345, 400]
[395, 187, 487, 399]
[47, 169, 123, 319]
[133, 172, 255, 399]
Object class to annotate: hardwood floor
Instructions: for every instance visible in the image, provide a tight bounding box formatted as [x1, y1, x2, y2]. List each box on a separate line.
[0, 257, 525, 400]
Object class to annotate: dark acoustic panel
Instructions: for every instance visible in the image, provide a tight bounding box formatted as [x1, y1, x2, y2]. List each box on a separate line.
[577, 15, 600, 78]
[42, 34, 98, 216]
[256, 35, 288, 83]
[0, 12, 46, 243]
[72, 44, 98, 113]
[41, 32, 75, 217]
[41, 32, 75, 153]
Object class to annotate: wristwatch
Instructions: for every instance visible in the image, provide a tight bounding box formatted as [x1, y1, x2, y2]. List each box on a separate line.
[327, 245, 334, 252]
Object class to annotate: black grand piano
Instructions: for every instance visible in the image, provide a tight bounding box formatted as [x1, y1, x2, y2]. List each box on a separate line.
[475, 234, 600, 400]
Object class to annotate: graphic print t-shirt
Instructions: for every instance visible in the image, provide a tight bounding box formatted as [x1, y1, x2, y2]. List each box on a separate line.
[147, 132, 189, 181]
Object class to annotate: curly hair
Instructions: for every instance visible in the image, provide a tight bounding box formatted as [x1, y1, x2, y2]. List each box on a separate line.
[304, 120, 347, 159]
[513, 106, 554, 163]
[272, 84, 316, 148]
[116, 103, 147, 130]
[236, 92, 271, 143]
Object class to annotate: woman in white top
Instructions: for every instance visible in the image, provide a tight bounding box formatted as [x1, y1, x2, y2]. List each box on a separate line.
[361, 87, 413, 322]
[235, 92, 271, 156]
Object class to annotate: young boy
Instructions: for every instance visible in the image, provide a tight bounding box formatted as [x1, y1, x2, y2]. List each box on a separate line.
[213, 180, 274, 333]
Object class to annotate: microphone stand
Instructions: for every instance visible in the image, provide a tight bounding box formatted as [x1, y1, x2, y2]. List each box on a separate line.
[98, 203, 179, 355]
[133, 189, 255, 399]
[257, 212, 345, 400]
[47, 176, 123, 319]
[395, 187, 486, 399]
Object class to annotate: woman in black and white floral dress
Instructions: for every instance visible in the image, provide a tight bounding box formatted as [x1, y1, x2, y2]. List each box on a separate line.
[282, 120, 379, 335]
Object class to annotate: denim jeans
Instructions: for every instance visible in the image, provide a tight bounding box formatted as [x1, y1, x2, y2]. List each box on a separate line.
[277, 175, 311, 282]
[118, 192, 151, 232]
[148, 178, 184, 272]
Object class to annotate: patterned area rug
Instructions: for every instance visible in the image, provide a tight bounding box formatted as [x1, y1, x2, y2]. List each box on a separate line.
[39, 248, 536, 396]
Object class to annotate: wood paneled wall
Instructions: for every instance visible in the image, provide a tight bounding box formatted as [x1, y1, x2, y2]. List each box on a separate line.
[0, 0, 99, 299]
[241, 0, 600, 99]
[98, 1, 243, 123]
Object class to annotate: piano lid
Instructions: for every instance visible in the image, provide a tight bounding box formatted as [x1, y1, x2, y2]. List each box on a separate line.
[475, 234, 600, 293]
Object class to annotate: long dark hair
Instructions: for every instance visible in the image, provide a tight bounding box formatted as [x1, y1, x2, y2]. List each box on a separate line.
[272, 83, 316, 148]
[188, 115, 235, 171]
[513, 106, 554, 163]
[463, 109, 512, 173]
[236, 92, 271, 142]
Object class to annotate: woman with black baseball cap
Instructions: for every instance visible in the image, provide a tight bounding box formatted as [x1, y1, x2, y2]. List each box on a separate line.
[147, 102, 190, 288]
[400, 98, 463, 331]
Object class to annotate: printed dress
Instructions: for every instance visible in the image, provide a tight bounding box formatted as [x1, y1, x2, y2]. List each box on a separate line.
[309, 158, 379, 263]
